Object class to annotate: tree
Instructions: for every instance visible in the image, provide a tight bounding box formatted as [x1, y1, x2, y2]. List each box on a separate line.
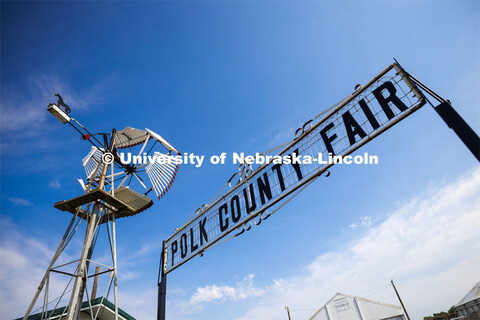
[423, 306, 456, 320]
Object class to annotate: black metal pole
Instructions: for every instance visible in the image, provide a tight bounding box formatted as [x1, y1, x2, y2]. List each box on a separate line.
[392, 59, 480, 163]
[157, 241, 167, 320]
[432, 101, 480, 162]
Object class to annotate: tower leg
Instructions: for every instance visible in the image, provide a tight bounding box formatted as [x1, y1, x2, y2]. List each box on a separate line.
[22, 215, 77, 320]
[112, 215, 119, 320]
[65, 202, 101, 320]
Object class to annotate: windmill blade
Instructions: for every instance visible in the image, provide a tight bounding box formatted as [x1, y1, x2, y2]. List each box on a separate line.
[150, 163, 175, 195]
[114, 127, 151, 149]
[82, 146, 104, 179]
[146, 152, 179, 199]
[145, 128, 181, 155]
[146, 160, 177, 199]
[113, 186, 153, 217]
[77, 179, 87, 191]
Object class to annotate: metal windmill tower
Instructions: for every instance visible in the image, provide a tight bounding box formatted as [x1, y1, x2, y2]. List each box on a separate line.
[22, 94, 180, 320]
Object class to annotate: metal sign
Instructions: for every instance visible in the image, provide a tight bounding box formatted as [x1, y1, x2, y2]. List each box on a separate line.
[163, 63, 425, 274]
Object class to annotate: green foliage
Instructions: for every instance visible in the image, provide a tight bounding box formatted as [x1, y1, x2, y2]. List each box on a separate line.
[423, 306, 456, 320]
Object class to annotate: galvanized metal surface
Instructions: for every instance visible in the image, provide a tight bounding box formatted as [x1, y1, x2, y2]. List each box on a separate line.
[114, 127, 150, 149]
[309, 292, 405, 320]
[113, 186, 153, 215]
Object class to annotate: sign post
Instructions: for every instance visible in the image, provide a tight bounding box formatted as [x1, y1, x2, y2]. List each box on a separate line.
[157, 241, 167, 320]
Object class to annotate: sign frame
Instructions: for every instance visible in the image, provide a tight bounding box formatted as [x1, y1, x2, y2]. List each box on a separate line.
[163, 62, 426, 275]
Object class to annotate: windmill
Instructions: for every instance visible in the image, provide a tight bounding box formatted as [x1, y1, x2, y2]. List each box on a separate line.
[22, 94, 180, 320]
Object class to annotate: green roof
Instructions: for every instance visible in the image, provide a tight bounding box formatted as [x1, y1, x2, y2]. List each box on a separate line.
[16, 297, 136, 320]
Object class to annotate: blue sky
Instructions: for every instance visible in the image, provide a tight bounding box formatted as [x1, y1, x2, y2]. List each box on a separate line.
[1, 1, 479, 319]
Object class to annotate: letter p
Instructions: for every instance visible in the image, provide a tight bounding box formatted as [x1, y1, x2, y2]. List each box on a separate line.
[171, 240, 178, 266]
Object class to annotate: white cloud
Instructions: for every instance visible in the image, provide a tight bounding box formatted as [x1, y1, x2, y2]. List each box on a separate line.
[174, 273, 267, 314]
[7, 197, 33, 206]
[49, 179, 61, 189]
[349, 215, 372, 230]
[0, 217, 56, 319]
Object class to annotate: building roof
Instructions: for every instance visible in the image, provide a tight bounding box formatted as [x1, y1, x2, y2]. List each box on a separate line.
[16, 297, 136, 320]
[456, 281, 480, 307]
[309, 292, 404, 320]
